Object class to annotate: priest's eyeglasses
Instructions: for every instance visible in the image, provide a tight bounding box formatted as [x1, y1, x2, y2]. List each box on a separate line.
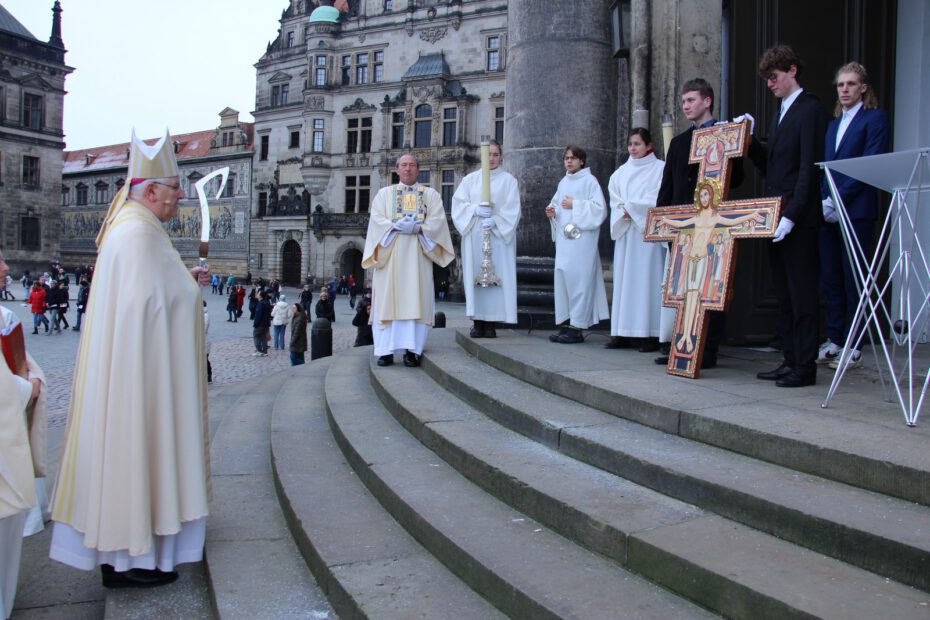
[152, 181, 182, 192]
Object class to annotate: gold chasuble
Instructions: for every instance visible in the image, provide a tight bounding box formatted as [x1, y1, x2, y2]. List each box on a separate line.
[50, 201, 210, 556]
[363, 184, 454, 326]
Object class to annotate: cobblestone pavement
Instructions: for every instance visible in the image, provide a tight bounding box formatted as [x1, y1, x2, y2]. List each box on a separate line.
[2, 289, 469, 433]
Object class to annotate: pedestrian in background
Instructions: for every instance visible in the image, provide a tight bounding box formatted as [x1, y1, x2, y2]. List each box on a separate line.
[289, 303, 308, 366]
[352, 289, 373, 347]
[252, 289, 272, 357]
[315, 290, 336, 323]
[28, 282, 49, 335]
[226, 287, 238, 322]
[271, 293, 291, 350]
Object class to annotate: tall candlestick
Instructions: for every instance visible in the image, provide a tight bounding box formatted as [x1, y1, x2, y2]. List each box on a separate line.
[480, 135, 491, 204]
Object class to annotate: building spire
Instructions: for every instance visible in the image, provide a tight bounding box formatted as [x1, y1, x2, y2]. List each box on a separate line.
[49, 1, 64, 49]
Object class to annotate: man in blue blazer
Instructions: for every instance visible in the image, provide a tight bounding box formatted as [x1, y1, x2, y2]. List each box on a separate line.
[745, 44, 829, 387]
[818, 62, 891, 368]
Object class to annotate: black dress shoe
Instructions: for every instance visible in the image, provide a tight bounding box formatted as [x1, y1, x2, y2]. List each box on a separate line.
[100, 564, 179, 589]
[604, 336, 631, 349]
[553, 328, 584, 344]
[469, 320, 485, 338]
[549, 326, 568, 342]
[403, 351, 421, 367]
[637, 338, 660, 353]
[483, 324, 497, 338]
[701, 356, 717, 370]
[776, 370, 816, 387]
[757, 363, 793, 381]
[377, 355, 394, 366]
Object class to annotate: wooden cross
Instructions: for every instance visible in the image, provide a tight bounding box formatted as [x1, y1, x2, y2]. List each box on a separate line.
[645, 121, 782, 378]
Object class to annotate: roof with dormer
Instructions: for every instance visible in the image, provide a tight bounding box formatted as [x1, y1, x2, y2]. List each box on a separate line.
[63, 124, 254, 175]
[0, 4, 37, 40]
[402, 53, 450, 80]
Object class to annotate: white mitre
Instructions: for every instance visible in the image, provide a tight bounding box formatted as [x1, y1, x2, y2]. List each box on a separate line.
[95, 128, 180, 248]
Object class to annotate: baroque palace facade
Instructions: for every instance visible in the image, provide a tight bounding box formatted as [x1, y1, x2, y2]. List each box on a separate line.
[0, 2, 72, 275]
[60, 109, 255, 276]
[250, 0, 507, 288]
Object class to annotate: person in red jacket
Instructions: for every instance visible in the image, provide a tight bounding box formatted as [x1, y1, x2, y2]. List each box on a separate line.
[27, 283, 49, 335]
[235, 284, 246, 319]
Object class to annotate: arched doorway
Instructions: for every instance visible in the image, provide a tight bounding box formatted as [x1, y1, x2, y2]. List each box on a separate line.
[340, 248, 365, 291]
[281, 239, 302, 286]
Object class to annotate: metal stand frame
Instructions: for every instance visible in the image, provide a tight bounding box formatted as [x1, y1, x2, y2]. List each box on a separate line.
[819, 148, 930, 426]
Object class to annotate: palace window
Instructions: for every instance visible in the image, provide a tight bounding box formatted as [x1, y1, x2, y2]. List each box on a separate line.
[414, 104, 432, 148]
[94, 181, 109, 204]
[61, 185, 70, 206]
[23, 93, 43, 130]
[312, 119, 325, 152]
[315, 55, 327, 86]
[355, 53, 369, 85]
[442, 108, 457, 146]
[391, 111, 405, 149]
[344, 175, 370, 213]
[417, 170, 430, 185]
[374, 51, 384, 83]
[384, 0, 392, 10]
[260, 135, 269, 160]
[76, 183, 88, 206]
[341, 55, 351, 85]
[495, 105, 505, 144]
[271, 84, 289, 107]
[441, 170, 455, 212]
[346, 117, 372, 153]
[20, 217, 39, 251]
[286, 31, 295, 48]
[222, 133, 229, 147]
[486, 35, 501, 72]
[224, 172, 237, 198]
[21, 156, 39, 188]
[290, 130, 300, 149]
[258, 192, 268, 216]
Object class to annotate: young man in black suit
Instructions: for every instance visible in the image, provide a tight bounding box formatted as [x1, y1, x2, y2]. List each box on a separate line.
[654, 78, 742, 368]
[744, 44, 829, 387]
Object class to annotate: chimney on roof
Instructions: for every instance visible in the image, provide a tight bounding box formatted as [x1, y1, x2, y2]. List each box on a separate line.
[49, 1, 65, 49]
[85, 153, 94, 165]
[174, 141, 181, 153]
[125, 148, 130, 160]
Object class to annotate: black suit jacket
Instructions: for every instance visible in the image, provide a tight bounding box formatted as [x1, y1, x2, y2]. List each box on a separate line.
[747, 91, 829, 228]
[657, 125, 744, 208]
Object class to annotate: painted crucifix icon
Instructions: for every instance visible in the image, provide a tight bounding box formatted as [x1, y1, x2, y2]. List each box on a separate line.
[645, 120, 782, 378]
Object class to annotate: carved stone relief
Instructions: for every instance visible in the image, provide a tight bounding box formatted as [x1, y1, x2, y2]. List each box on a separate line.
[419, 27, 447, 43]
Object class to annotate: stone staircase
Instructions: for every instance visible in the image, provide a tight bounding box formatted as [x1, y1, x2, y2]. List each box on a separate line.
[113, 327, 930, 619]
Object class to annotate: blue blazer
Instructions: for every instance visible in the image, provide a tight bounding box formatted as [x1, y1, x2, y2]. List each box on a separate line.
[821, 107, 890, 221]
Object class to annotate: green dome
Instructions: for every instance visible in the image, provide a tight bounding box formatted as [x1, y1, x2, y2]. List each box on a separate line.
[308, 6, 340, 24]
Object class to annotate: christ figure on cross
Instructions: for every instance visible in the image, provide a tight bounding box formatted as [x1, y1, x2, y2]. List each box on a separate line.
[645, 120, 783, 378]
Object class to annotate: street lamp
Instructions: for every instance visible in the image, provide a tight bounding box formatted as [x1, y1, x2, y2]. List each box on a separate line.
[610, 0, 631, 59]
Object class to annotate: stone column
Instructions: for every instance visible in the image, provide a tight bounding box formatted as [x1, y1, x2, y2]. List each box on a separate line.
[504, 0, 617, 258]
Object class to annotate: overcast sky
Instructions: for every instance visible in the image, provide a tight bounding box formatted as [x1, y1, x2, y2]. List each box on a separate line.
[5, 0, 288, 150]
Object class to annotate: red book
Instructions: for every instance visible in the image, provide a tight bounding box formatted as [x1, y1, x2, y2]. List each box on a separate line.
[1, 322, 27, 378]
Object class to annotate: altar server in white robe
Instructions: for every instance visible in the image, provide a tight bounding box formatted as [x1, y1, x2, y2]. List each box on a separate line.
[363, 153, 455, 367]
[49, 130, 212, 589]
[607, 128, 667, 351]
[545, 145, 610, 343]
[0, 251, 46, 619]
[451, 140, 521, 338]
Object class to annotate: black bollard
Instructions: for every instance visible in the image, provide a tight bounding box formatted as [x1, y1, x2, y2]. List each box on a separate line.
[311, 317, 332, 360]
[434, 311, 446, 328]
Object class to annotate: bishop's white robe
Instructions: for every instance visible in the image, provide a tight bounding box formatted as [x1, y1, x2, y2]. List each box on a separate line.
[608, 153, 666, 337]
[49, 200, 210, 572]
[451, 167, 521, 324]
[363, 183, 454, 356]
[549, 167, 610, 329]
[0, 305, 46, 619]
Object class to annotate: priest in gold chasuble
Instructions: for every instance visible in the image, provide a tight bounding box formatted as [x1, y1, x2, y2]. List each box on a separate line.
[363, 154, 454, 367]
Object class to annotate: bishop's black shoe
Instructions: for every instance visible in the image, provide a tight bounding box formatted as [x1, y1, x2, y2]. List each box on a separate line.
[377, 354, 394, 367]
[604, 336, 631, 349]
[757, 362, 793, 381]
[483, 323, 497, 338]
[469, 320, 485, 338]
[100, 564, 179, 589]
[403, 350, 421, 367]
[549, 326, 569, 342]
[553, 328, 584, 344]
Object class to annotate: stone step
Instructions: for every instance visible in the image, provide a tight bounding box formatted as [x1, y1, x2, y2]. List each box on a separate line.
[369, 343, 930, 618]
[204, 369, 336, 620]
[104, 563, 213, 620]
[325, 350, 718, 620]
[420, 331, 930, 594]
[455, 330, 930, 507]
[271, 357, 506, 619]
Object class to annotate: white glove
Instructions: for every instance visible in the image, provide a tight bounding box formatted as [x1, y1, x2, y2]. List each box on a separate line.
[481, 217, 496, 230]
[772, 217, 795, 243]
[475, 205, 493, 218]
[393, 215, 420, 235]
[822, 198, 840, 224]
[733, 113, 755, 134]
